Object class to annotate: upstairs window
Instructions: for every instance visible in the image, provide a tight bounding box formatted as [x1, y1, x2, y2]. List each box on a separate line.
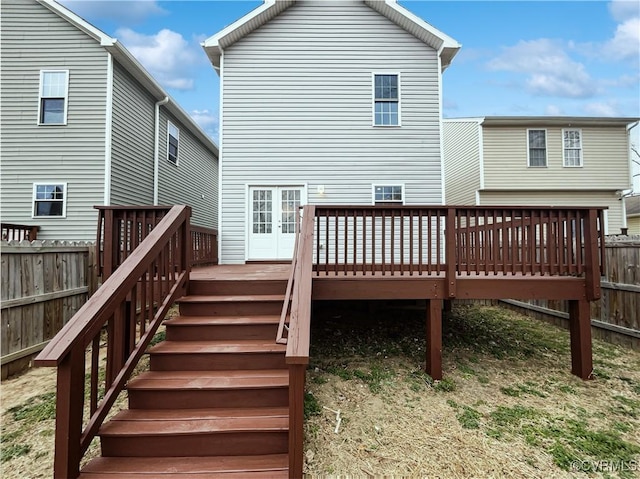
[38, 70, 69, 125]
[373, 74, 399, 126]
[527, 129, 547, 167]
[373, 185, 404, 203]
[563, 129, 582, 167]
[168, 121, 179, 165]
[33, 183, 66, 217]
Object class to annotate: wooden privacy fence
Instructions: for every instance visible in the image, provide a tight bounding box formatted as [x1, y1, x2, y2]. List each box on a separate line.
[1, 240, 98, 378]
[500, 235, 640, 349]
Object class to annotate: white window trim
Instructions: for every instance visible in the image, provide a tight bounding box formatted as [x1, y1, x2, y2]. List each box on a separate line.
[167, 120, 179, 166]
[526, 128, 547, 168]
[372, 184, 405, 204]
[37, 69, 69, 126]
[372, 72, 401, 127]
[562, 128, 583, 168]
[32, 182, 67, 218]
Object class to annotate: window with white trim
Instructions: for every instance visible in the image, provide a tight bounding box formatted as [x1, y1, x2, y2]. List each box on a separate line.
[167, 121, 179, 164]
[38, 70, 69, 125]
[373, 74, 399, 126]
[373, 185, 403, 203]
[527, 129, 547, 167]
[563, 129, 582, 167]
[33, 183, 66, 217]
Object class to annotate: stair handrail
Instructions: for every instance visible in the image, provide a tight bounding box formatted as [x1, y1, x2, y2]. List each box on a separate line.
[276, 208, 302, 345]
[35, 205, 192, 479]
[282, 204, 315, 478]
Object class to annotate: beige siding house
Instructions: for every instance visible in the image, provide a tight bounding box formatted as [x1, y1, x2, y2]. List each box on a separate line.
[443, 117, 638, 234]
[1, 0, 218, 241]
[203, 0, 460, 263]
[626, 195, 640, 234]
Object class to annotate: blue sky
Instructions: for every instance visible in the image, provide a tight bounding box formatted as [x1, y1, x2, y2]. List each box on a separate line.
[61, 0, 640, 186]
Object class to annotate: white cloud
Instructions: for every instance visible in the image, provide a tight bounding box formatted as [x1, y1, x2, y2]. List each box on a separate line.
[602, 17, 640, 61]
[608, 0, 640, 22]
[583, 101, 621, 117]
[61, 1, 167, 24]
[545, 105, 564, 116]
[116, 28, 205, 91]
[487, 39, 597, 98]
[191, 109, 218, 129]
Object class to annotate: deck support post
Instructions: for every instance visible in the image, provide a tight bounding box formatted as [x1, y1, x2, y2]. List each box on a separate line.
[288, 363, 306, 479]
[568, 299, 593, 380]
[425, 299, 443, 380]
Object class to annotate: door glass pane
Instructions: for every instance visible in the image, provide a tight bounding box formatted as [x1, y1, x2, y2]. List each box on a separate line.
[281, 189, 301, 234]
[252, 189, 272, 234]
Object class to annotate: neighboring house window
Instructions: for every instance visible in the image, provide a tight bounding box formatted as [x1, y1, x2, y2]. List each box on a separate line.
[33, 183, 66, 217]
[527, 129, 547, 167]
[563, 129, 582, 167]
[373, 74, 399, 126]
[373, 185, 403, 203]
[168, 122, 179, 164]
[38, 70, 69, 125]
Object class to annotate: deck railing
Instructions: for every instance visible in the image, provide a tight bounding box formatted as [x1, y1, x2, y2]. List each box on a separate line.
[313, 205, 605, 300]
[96, 206, 218, 279]
[276, 205, 315, 478]
[1, 222, 39, 241]
[35, 205, 192, 479]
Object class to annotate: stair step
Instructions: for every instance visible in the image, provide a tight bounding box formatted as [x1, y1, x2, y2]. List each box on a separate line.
[148, 340, 287, 371]
[178, 295, 286, 316]
[164, 315, 280, 341]
[81, 455, 288, 476]
[99, 411, 288, 457]
[127, 371, 288, 409]
[189, 278, 287, 296]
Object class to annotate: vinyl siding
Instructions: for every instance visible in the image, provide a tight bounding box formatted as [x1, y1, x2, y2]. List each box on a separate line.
[627, 216, 640, 235]
[109, 61, 155, 205]
[442, 120, 481, 204]
[157, 110, 218, 229]
[0, 0, 107, 241]
[482, 125, 630, 190]
[479, 190, 624, 235]
[221, 1, 443, 263]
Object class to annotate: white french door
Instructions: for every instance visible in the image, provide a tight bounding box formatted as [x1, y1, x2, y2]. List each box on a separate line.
[248, 186, 304, 260]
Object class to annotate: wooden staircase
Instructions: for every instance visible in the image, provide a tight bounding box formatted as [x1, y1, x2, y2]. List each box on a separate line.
[80, 275, 291, 477]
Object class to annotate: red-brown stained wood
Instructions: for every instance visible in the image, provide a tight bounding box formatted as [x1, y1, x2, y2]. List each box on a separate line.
[81, 455, 288, 475]
[569, 299, 593, 380]
[425, 299, 443, 381]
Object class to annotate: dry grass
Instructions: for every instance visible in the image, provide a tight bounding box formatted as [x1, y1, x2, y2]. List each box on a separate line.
[1, 303, 638, 478]
[304, 302, 640, 478]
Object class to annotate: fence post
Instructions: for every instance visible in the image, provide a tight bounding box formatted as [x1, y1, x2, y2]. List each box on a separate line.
[445, 208, 457, 298]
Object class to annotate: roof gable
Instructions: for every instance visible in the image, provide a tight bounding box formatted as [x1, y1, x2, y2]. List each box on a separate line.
[35, 0, 218, 155]
[202, 0, 460, 72]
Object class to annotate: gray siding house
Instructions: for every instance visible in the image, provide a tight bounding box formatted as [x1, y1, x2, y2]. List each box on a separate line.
[203, 0, 460, 263]
[443, 117, 638, 235]
[1, 0, 218, 241]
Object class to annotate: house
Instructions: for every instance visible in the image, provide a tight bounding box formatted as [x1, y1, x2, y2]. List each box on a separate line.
[626, 195, 640, 234]
[443, 116, 639, 235]
[0, 0, 219, 242]
[203, 0, 460, 263]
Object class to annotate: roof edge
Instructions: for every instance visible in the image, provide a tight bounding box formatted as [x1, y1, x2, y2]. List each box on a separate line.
[37, 0, 218, 156]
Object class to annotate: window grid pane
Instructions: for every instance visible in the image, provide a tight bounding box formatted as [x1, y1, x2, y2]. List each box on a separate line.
[34, 184, 65, 217]
[252, 190, 272, 234]
[374, 74, 399, 126]
[374, 185, 402, 202]
[42, 72, 67, 97]
[563, 130, 582, 166]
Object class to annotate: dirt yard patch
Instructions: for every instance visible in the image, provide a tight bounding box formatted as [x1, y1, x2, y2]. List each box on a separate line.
[1, 304, 639, 478]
